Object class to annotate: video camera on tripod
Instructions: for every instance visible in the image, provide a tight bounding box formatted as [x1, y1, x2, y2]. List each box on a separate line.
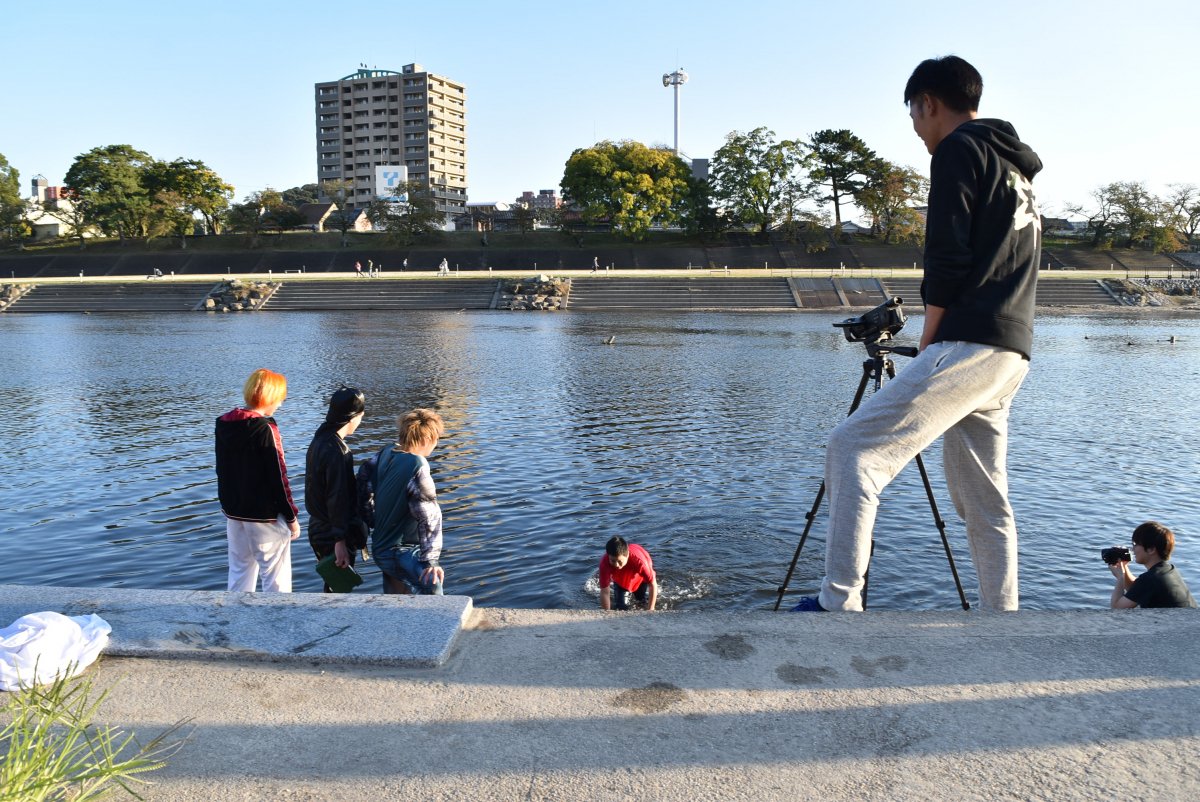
[833, 296, 907, 345]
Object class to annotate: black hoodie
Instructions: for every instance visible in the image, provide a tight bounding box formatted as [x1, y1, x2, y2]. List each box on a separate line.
[922, 118, 1043, 359]
[214, 408, 299, 524]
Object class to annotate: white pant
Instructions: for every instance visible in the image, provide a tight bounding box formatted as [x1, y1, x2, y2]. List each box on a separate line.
[818, 341, 1029, 612]
[226, 516, 293, 592]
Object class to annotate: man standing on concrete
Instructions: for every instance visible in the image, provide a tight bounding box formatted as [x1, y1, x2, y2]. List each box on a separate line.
[794, 55, 1042, 612]
[305, 387, 367, 591]
[599, 536, 659, 611]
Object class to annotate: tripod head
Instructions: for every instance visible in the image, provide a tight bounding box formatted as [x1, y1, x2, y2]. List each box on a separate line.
[865, 338, 919, 360]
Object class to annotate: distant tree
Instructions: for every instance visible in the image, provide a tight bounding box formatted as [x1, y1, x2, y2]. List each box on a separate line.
[320, 179, 359, 247]
[708, 128, 808, 235]
[225, 188, 285, 247]
[146, 189, 194, 248]
[281, 183, 320, 208]
[1165, 183, 1200, 246]
[1108, 181, 1157, 248]
[678, 174, 724, 239]
[511, 203, 536, 236]
[535, 206, 563, 231]
[806, 129, 878, 232]
[63, 145, 154, 242]
[1070, 181, 1178, 250]
[272, 205, 306, 232]
[366, 181, 442, 245]
[560, 140, 693, 240]
[0, 153, 27, 242]
[143, 158, 234, 236]
[857, 160, 929, 244]
[1066, 186, 1119, 249]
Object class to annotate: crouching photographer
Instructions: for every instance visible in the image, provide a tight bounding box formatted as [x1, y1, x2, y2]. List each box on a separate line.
[1106, 521, 1197, 609]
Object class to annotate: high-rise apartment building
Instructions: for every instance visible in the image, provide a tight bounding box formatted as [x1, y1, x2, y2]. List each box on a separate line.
[314, 63, 467, 219]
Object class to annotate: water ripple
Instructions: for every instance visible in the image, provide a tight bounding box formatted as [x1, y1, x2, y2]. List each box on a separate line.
[2, 310, 1198, 609]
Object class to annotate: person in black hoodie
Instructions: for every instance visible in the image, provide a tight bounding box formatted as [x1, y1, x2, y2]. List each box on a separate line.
[794, 56, 1042, 613]
[305, 387, 366, 591]
[215, 368, 301, 592]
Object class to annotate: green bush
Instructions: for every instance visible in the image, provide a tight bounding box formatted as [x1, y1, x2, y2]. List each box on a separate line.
[0, 667, 189, 801]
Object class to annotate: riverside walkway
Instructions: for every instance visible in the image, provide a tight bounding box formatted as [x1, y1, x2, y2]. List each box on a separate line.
[2, 584, 1197, 800]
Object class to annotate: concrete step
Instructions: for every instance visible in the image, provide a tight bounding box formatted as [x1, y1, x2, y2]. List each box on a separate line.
[5, 282, 217, 313]
[264, 279, 499, 310]
[882, 278, 1119, 306]
[569, 278, 797, 310]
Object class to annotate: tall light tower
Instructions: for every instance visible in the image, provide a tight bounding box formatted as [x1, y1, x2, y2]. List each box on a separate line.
[662, 68, 689, 156]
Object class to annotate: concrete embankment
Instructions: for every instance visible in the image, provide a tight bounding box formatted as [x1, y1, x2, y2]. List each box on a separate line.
[0, 272, 1132, 313]
[2, 584, 1198, 801]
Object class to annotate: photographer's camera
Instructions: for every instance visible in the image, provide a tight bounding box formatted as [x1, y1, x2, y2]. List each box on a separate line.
[1101, 546, 1131, 565]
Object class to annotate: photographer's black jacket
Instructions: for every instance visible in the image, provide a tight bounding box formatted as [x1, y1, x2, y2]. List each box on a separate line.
[305, 424, 365, 552]
[922, 119, 1043, 359]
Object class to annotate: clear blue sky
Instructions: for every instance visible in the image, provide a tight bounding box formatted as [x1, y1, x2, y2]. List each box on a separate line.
[5, 0, 1197, 219]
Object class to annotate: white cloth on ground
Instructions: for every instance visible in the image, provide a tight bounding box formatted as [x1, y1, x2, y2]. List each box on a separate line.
[0, 611, 112, 691]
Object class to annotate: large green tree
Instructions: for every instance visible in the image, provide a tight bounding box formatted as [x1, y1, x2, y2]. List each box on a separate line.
[366, 181, 442, 245]
[857, 160, 929, 244]
[806, 129, 878, 232]
[708, 128, 807, 234]
[63, 145, 154, 242]
[560, 140, 693, 240]
[143, 158, 234, 236]
[0, 153, 27, 242]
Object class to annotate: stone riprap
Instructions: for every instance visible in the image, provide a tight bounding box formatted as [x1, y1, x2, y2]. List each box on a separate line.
[498, 274, 569, 310]
[1104, 277, 1200, 306]
[202, 279, 278, 312]
[0, 283, 32, 311]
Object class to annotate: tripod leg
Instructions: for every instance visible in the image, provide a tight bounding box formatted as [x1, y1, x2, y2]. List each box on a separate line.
[863, 539, 875, 609]
[913, 452, 970, 610]
[774, 360, 879, 611]
[773, 482, 824, 611]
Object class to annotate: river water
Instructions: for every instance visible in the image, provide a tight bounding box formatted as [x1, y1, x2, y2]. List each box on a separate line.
[2, 309, 1198, 611]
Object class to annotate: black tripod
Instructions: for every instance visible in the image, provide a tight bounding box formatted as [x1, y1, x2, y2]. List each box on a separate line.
[772, 335, 970, 611]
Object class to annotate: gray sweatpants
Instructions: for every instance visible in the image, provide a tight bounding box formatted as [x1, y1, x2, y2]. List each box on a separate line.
[817, 341, 1030, 612]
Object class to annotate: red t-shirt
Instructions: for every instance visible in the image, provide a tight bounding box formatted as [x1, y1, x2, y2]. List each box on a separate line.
[599, 543, 656, 592]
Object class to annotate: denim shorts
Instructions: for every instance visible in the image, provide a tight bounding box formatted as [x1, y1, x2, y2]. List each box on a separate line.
[374, 545, 443, 595]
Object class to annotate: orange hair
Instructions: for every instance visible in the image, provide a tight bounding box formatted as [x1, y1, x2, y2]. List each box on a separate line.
[243, 368, 288, 409]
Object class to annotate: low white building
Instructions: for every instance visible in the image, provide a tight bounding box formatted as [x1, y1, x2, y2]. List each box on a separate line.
[24, 175, 95, 241]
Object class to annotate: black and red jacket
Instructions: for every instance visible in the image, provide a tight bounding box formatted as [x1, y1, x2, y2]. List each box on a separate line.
[214, 408, 298, 523]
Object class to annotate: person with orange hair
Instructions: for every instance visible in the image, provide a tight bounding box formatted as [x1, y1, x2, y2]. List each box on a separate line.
[215, 368, 301, 592]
